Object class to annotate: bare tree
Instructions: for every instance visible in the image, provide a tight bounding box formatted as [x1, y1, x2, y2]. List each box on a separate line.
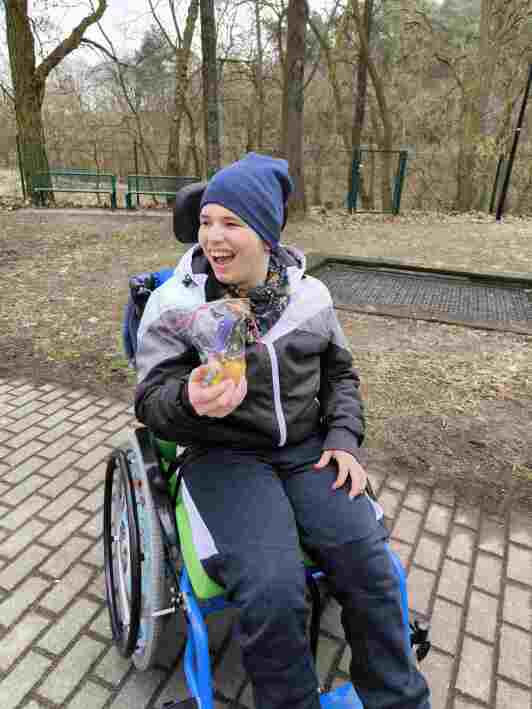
[3, 0, 107, 200]
[200, 0, 221, 176]
[281, 0, 308, 213]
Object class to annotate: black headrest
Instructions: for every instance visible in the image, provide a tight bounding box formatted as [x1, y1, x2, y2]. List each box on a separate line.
[172, 179, 289, 243]
[173, 181, 207, 243]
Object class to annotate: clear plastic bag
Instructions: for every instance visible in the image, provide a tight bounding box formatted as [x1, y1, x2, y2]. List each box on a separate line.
[190, 299, 249, 385]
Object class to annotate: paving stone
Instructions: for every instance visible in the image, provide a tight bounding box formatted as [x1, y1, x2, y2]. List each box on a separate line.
[420, 648, 453, 709]
[38, 636, 106, 704]
[156, 670, 193, 707]
[0, 494, 48, 530]
[67, 396, 97, 412]
[105, 428, 132, 447]
[5, 425, 47, 449]
[81, 509, 103, 539]
[40, 564, 94, 613]
[0, 575, 51, 626]
[0, 650, 51, 709]
[99, 402, 129, 420]
[466, 590, 498, 641]
[3, 439, 46, 466]
[0, 543, 51, 590]
[66, 389, 90, 400]
[10, 389, 42, 407]
[403, 487, 431, 513]
[438, 559, 470, 604]
[406, 566, 435, 615]
[454, 506, 480, 529]
[94, 646, 132, 685]
[40, 467, 84, 497]
[109, 669, 166, 709]
[456, 636, 494, 702]
[2, 474, 48, 506]
[69, 404, 105, 425]
[38, 450, 81, 478]
[413, 535, 444, 572]
[38, 420, 76, 443]
[73, 428, 112, 453]
[425, 504, 453, 536]
[496, 679, 531, 709]
[40, 397, 74, 416]
[378, 488, 402, 519]
[479, 517, 505, 556]
[66, 680, 111, 709]
[89, 607, 111, 637]
[40, 536, 92, 577]
[0, 518, 47, 558]
[87, 570, 106, 600]
[77, 463, 105, 492]
[392, 508, 423, 544]
[503, 583, 532, 630]
[453, 698, 484, 709]
[507, 544, 532, 586]
[40, 409, 74, 428]
[101, 414, 134, 433]
[83, 539, 104, 567]
[473, 552, 503, 595]
[0, 611, 50, 670]
[38, 383, 57, 392]
[429, 598, 462, 654]
[39, 487, 85, 521]
[447, 526, 476, 564]
[40, 510, 89, 546]
[8, 399, 45, 419]
[432, 489, 455, 506]
[78, 487, 104, 513]
[498, 624, 531, 686]
[38, 434, 78, 460]
[509, 512, 532, 548]
[71, 417, 109, 438]
[76, 445, 113, 471]
[39, 597, 100, 653]
[38, 388, 69, 403]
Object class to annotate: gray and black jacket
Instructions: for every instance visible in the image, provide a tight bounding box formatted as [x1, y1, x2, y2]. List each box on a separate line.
[134, 244, 366, 461]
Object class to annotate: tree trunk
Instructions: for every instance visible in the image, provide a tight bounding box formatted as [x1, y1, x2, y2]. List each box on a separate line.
[281, 0, 308, 214]
[200, 0, 221, 177]
[4, 0, 107, 203]
[348, 0, 372, 209]
[167, 0, 200, 177]
[254, 0, 265, 151]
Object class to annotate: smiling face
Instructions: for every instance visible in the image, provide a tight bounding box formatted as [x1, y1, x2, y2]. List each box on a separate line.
[198, 203, 271, 290]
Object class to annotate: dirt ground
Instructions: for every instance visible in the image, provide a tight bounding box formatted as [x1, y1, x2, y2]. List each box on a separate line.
[0, 207, 531, 516]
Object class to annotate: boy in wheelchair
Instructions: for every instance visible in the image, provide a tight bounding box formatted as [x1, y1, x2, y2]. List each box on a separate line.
[133, 154, 430, 709]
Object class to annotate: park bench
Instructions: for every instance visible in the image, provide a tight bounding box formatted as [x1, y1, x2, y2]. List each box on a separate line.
[33, 169, 118, 208]
[125, 174, 200, 209]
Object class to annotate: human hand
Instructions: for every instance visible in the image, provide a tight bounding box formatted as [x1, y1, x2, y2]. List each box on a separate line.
[188, 365, 247, 418]
[314, 450, 367, 499]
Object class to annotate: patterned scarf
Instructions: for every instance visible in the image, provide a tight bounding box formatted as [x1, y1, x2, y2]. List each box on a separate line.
[219, 250, 291, 345]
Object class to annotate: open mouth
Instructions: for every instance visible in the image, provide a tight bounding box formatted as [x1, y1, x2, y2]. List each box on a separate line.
[211, 253, 235, 266]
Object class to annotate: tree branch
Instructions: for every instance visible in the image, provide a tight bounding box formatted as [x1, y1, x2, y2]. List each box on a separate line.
[35, 0, 107, 83]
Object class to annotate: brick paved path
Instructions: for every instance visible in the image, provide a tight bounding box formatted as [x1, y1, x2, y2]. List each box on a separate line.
[0, 377, 530, 709]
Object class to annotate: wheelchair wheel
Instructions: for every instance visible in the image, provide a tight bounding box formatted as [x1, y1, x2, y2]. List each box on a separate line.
[126, 435, 174, 671]
[103, 449, 142, 658]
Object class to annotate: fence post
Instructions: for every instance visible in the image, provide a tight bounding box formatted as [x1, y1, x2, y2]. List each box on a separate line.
[393, 150, 408, 215]
[15, 135, 27, 201]
[489, 155, 504, 214]
[348, 150, 362, 212]
[134, 139, 140, 207]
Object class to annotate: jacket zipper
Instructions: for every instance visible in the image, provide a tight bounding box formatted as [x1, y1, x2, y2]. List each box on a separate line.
[265, 341, 287, 446]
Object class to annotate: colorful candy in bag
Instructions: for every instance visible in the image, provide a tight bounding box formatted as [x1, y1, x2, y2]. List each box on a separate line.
[190, 299, 249, 386]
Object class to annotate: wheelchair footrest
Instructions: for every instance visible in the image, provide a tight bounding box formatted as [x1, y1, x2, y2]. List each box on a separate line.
[161, 699, 198, 709]
[319, 683, 363, 709]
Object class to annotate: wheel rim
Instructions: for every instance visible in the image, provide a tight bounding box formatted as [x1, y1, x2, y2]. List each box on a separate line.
[103, 450, 142, 657]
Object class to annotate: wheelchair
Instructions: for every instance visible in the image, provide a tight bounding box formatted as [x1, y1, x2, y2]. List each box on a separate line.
[103, 182, 431, 709]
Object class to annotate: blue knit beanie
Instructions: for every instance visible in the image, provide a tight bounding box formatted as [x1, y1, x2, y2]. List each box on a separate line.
[200, 153, 294, 250]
